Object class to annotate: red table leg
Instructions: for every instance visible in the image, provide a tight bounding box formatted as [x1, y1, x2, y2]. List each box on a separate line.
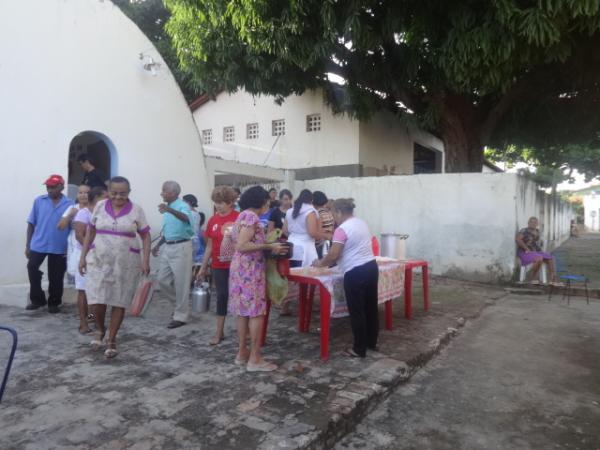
[320, 285, 331, 361]
[422, 264, 429, 311]
[404, 266, 413, 319]
[298, 283, 307, 332]
[261, 299, 271, 346]
[305, 285, 316, 332]
[385, 300, 393, 330]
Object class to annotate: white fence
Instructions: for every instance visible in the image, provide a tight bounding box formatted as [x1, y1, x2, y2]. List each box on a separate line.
[299, 173, 573, 283]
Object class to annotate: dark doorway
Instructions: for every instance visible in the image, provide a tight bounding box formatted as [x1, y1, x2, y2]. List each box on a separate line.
[413, 143, 442, 174]
[68, 131, 115, 199]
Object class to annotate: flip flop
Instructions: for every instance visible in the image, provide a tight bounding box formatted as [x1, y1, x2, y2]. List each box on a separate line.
[234, 356, 249, 366]
[104, 342, 118, 359]
[246, 361, 278, 372]
[342, 348, 364, 358]
[90, 331, 106, 350]
[79, 327, 93, 335]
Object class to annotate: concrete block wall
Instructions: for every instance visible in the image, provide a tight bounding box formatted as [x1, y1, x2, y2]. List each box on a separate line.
[300, 173, 573, 283]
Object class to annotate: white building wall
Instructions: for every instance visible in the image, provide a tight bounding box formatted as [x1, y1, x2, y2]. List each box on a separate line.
[193, 90, 360, 169]
[301, 173, 572, 283]
[358, 112, 415, 175]
[0, 0, 210, 306]
[583, 193, 600, 231]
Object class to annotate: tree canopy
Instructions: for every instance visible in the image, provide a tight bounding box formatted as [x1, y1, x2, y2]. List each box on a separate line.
[164, 0, 600, 173]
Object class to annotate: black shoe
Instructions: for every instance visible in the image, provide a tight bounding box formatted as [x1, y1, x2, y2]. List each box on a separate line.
[48, 305, 60, 314]
[167, 320, 186, 329]
[25, 303, 45, 310]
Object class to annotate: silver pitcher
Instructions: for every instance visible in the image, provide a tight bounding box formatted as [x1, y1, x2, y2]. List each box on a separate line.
[191, 281, 210, 313]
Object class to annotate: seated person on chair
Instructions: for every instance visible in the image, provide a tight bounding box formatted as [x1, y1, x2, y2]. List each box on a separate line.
[515, 216, 556, 284]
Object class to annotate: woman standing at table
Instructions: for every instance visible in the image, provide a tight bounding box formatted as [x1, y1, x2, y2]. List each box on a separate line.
[79, 176, 151, 359]
[228, 186, 284, 371]
[282, 189, 321, 268]
[313, 198, 378, 358]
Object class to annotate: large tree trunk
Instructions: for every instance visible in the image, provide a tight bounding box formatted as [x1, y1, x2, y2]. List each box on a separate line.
[436, 93, 485, 173]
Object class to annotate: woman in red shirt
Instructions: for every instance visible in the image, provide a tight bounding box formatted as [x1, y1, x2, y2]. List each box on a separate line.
[196, 186, 239, 345]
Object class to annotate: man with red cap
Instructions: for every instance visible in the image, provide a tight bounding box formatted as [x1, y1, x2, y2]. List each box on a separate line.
[25, 175, 74, 313]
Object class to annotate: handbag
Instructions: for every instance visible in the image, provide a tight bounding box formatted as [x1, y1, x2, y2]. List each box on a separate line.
[130, 276, 154, 316]
[218, 224, 235, 262]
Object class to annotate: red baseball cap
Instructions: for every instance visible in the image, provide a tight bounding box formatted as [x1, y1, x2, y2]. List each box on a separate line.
[43, 174, 65, 186]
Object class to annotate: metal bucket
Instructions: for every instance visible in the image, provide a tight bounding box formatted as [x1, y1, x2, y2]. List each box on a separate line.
[380, 234, 409, 259]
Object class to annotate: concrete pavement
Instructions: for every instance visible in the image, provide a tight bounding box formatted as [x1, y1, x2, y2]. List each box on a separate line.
[336, 293, 600, 450]
[0, 276, 502, 450]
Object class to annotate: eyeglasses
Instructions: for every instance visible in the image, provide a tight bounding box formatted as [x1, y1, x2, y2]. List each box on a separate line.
[109, 191, 129, 198]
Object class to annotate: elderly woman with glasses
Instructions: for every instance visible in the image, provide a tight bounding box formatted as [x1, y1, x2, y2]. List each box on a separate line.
[79, 176, 151, 359]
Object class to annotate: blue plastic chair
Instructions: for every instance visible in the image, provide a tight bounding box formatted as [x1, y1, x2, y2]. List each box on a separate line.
[548, 253, 589, 305]
[0, 326, 17, 403]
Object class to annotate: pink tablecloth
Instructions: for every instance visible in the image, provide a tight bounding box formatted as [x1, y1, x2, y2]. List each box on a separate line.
[288, 257, 405, 318]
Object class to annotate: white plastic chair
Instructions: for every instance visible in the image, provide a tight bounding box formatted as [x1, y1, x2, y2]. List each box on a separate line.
[519, 263, 547, 284]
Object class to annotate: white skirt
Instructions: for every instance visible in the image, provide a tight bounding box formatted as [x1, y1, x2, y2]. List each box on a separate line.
[288, 234, 318, 267]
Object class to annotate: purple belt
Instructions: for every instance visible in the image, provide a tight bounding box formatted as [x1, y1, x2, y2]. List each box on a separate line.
[96, 229, 136, 238]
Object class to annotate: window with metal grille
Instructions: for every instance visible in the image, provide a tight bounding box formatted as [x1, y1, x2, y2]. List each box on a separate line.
[223, 126, 235, 142]
[272, 119, 285, 136]
[202, 129, 212, 145]
[306, 114, 321, 132]
[246, 123, 259, 140]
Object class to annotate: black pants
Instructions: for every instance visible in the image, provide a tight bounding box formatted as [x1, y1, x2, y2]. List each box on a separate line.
[343, 259, 379, 357]
[213, 268, 230, 316]
[27, 251, 67, 307]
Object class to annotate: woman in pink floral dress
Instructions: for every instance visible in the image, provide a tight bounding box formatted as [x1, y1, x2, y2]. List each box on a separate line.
[229, 186, 285, 372]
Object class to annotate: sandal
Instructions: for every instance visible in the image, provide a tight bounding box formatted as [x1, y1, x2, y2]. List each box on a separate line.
[104, 341, 118, 359]
[234, 356, 249, 366]
[79, 327, 94, 335]
[342, 348, 364, 358]
[87, 313, 96, 323]
[246, 360, 278, 372]
[90, 331, 105, 350]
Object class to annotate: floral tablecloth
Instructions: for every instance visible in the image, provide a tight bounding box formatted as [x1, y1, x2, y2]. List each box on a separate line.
[288, 257, 405, 318]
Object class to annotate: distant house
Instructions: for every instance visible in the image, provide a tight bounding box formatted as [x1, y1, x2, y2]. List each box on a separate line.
[582, 189, 600, 231]
[482, 160, 504, 173]
[191, 89, 444, 185]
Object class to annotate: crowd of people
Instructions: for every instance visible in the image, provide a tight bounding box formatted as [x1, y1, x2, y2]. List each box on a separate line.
[25, 159, 381, 366]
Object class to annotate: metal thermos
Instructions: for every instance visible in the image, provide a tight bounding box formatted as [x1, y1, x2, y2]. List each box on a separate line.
[191, 281, 210, 313]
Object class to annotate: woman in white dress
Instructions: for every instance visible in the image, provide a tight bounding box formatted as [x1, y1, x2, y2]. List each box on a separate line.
[79, 177, 151, 359]
[282, 189, 323, 268]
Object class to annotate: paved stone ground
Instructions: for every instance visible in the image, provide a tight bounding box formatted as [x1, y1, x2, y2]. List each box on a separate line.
[335, 293, 600, 450]
[0, 276, 503, 450]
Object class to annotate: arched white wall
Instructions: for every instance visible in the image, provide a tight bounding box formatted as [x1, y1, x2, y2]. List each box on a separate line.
[0, 0, 209, 305]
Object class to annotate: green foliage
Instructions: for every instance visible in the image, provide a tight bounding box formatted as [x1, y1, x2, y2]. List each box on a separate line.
[486, 143, 600, 188]
[164, 0, 600, 171]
